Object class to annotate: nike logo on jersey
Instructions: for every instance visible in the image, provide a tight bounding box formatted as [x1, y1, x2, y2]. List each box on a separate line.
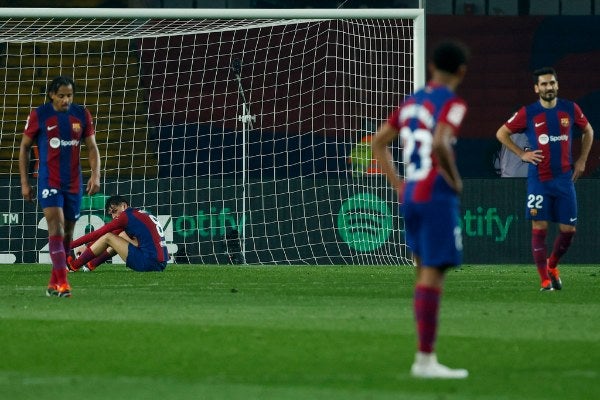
[47, 125, 58, 131]
[569, 217, 577, 222]
[534, 122, 545, 127]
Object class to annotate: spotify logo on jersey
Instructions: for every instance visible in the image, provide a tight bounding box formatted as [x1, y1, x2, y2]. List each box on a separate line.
[49, 137, 61, 148]
[337, 192, 393, 252]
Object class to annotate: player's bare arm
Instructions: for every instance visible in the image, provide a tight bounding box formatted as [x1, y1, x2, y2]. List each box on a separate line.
[371, 122, 403, 196]
[496, 124, 543, 165]
[573, 123, 593, 181]
[84, 134, 101, 195]
[18, 134, 35, 202]
[433, 122, 462, 194]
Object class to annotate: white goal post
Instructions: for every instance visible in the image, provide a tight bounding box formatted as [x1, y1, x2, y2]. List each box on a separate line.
[0, 7, 424, 265]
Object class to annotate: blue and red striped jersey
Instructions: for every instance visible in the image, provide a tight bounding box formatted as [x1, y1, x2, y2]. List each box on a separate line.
[504, 99, 589, 182]
[71, 208, 169, 263]
[23, 102, 94, 194]
[387, 82, 467, 203]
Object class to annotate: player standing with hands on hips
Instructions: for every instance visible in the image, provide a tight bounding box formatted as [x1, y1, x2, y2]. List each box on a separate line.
[19, 76, 101, 297]
[372, 40, 470, 379]
[496, 67, 593, 291]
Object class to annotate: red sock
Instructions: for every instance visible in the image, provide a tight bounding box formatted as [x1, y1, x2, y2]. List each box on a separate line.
[49, 268, 58, 286]
[414, 285, 441, 353]
[548, 231, 575, 269]
[72, 247, 97, 269]
[49, 235, 68, 285]
[531, 228, 549, 281]
[88, 250, 114, 270]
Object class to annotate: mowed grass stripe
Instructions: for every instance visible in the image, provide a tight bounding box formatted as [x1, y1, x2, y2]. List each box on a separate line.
[1, 264, 599, 400]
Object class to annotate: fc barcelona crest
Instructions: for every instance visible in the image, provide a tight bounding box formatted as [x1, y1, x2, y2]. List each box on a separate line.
[72, 122, 81, 133]
[560, 118, 569, 127]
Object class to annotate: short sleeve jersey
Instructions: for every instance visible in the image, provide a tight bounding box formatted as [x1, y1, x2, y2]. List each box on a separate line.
[23, 102, 95, 193]
[504, 99, 588, 182]
[387, 82, 467, 203]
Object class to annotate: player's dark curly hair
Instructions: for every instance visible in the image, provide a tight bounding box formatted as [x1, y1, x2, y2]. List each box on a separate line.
[430, 40, 470, 74]
[47, 76, 75, 99]
[105, 195, 129, 213]
[533, 67, 557, 84]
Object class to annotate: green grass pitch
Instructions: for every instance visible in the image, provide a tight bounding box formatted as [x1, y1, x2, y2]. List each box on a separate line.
[1, 264, 599, 400]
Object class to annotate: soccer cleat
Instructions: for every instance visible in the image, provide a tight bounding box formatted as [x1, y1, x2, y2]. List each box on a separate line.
[46, 284, 59, 297]
[540, 279, 554, 291]
[81, 262, 95, 272]
[56, 284, 72, 297]
[410, 352, 468, 379]
[548, 267, 562, 290]
[66, 255, 80, 272]
[46, 283, 71, 297]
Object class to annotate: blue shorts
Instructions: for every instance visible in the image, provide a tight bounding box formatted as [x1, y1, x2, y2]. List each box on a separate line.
[401, 197, 462, 268]
[37, 188, 82, 221]
[126, 243, 167, 272]
[526, 176, 577, 225]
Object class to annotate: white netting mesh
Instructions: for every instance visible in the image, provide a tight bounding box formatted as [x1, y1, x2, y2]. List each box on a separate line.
[0, 10, 421, 265]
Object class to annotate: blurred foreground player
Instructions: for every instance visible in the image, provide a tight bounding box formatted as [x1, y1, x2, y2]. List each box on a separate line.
[496, 67, 593, 291]
[372, 40, 470, 378]
[19, 76, 101, 297]
[68, 195, 169, 272]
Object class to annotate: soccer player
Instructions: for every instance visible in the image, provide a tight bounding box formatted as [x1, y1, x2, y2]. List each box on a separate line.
[19, 76, 101, 298]
[371, 40, 470, 379]
[496, 67, 594, 291]
[68, 195, 169, 272]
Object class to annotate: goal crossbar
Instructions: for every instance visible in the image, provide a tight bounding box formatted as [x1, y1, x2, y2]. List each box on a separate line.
[0, 8, 424, 20]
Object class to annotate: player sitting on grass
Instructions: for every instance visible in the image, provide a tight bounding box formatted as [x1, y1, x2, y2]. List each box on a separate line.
[68, 195, 169, 272]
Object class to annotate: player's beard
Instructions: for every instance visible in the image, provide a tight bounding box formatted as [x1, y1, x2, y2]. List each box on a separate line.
[539, 90, 556, 102]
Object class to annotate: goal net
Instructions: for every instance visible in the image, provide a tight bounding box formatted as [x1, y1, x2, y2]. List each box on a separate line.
[0, 8, 424, 265]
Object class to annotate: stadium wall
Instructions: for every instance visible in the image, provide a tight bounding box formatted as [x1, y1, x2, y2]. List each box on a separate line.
[1, 178, 597, 264]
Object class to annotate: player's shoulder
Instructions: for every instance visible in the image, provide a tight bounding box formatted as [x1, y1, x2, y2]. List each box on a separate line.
[417, 84, 461, 106]
[524, 100, 540, 110]
[28, 103, 60, 127]
[37, 102, 52, 111]
[129, 207, 149, 218]
[556, 97, 573, 104]
[33, 102, 54, 116]
[436, 86, 464, 107]
[66, 103, 93, 121]
[556, 98, 578, 110]
[448, 94, 466, 107]
[68, 103, 86, 114]
[522, 101, 548, 117]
